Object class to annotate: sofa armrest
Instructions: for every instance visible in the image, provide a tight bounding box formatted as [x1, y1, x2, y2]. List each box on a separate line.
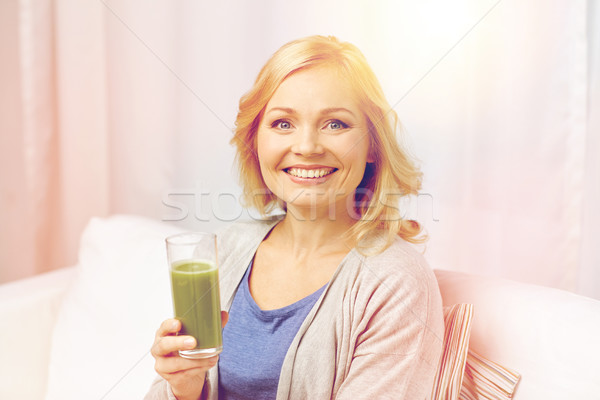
[0, 266, 77, 400]
[435, 269, 600, 399]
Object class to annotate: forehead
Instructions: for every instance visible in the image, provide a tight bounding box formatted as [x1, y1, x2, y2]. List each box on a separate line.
[265, 65, 361, 112]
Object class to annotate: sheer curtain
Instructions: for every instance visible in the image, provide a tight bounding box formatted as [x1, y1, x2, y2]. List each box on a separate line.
[1, 0, 598, 299]
[580, 0, 600, 298]
[0, 0, 109, 282]
[1, 0, 63, 282]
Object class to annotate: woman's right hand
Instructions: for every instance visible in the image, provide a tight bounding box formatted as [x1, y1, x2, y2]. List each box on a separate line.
[151, 312, 228, 400]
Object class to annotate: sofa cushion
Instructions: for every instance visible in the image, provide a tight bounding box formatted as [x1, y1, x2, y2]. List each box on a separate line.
[45, 215, 183, 399]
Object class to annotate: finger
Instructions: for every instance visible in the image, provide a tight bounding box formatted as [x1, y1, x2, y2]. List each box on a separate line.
[157, 354, 219, 376]
[221, 311, 229, 328]
[155, 319, 181, 340]
[152, 334, 196, 358]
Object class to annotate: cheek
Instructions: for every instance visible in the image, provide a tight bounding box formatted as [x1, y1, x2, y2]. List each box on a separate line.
[340, 135, 371, 167]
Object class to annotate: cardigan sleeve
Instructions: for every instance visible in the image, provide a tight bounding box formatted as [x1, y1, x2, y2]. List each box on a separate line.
[143, 376, 177, 400]
[334, 256, 444, 400]
[144, 375, 213, 400]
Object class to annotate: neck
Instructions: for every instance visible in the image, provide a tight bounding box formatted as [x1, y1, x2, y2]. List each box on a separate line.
[273, 204, 358, 256]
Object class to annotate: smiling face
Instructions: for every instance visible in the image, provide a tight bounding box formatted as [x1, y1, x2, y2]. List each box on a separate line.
[256, 65, 373, 217]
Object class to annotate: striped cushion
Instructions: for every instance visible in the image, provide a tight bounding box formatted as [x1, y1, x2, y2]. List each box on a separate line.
[459, 350, 521, 400]
[431, 303, 521, 400]
[431, 303, 474, 400]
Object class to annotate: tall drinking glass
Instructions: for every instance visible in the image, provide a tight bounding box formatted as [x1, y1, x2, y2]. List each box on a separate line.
[166, 232, 222, 359]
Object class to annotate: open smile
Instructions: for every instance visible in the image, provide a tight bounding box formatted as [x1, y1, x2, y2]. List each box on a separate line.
[284, 167, 337, 179]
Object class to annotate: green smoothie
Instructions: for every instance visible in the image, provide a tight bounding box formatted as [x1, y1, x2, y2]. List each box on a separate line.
[170, 259, 222, 352]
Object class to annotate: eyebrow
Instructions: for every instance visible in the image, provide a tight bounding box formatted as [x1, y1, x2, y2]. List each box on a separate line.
[265, 107, 356, 117]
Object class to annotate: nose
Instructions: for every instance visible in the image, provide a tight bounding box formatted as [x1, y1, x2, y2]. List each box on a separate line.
[291, 127, 323, 157]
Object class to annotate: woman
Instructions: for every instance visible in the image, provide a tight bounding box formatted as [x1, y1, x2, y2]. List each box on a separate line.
[146, 35, 443, 400]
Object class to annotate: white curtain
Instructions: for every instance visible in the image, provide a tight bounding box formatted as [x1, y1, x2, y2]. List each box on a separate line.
[1, 0, 599, 299]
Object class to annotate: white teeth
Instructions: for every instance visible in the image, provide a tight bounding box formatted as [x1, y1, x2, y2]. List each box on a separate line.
[286, 167, 334, 179]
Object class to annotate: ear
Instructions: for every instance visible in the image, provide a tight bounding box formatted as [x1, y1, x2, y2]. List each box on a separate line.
[367, 146, 375, 163]
[365, 133, 376, 163]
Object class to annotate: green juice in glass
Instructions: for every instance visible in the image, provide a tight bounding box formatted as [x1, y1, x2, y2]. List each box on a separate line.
[170, 259, 222, 358]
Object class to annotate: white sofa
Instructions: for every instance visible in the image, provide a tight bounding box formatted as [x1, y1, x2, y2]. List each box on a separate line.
[1, 215, 599, 399]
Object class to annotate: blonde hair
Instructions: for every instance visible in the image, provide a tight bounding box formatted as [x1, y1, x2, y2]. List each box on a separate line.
[231, 35, 425, 251]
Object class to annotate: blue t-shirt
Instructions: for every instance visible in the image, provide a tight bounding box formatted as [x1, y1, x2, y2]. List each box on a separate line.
[218, 262, 326, 400]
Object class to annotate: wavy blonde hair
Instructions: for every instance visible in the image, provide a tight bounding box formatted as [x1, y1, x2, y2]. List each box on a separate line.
[231, 35, 425, 251]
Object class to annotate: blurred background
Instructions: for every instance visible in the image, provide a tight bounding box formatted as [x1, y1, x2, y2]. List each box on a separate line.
[1, 0, 598, 299]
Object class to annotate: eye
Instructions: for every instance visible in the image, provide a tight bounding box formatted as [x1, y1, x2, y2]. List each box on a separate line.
[271, 120, 293, 130]
[325, 120, 349, 130]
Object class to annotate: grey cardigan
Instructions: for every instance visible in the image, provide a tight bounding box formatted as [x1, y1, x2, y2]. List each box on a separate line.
[145, 219, 444, 400]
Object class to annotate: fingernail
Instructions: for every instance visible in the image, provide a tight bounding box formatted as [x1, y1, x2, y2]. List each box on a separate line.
[171, 321, 178, 330]
[183, 338, 195, 348]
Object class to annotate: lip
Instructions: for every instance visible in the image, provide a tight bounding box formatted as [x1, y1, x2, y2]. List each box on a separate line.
[285, 164, 334, 170]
